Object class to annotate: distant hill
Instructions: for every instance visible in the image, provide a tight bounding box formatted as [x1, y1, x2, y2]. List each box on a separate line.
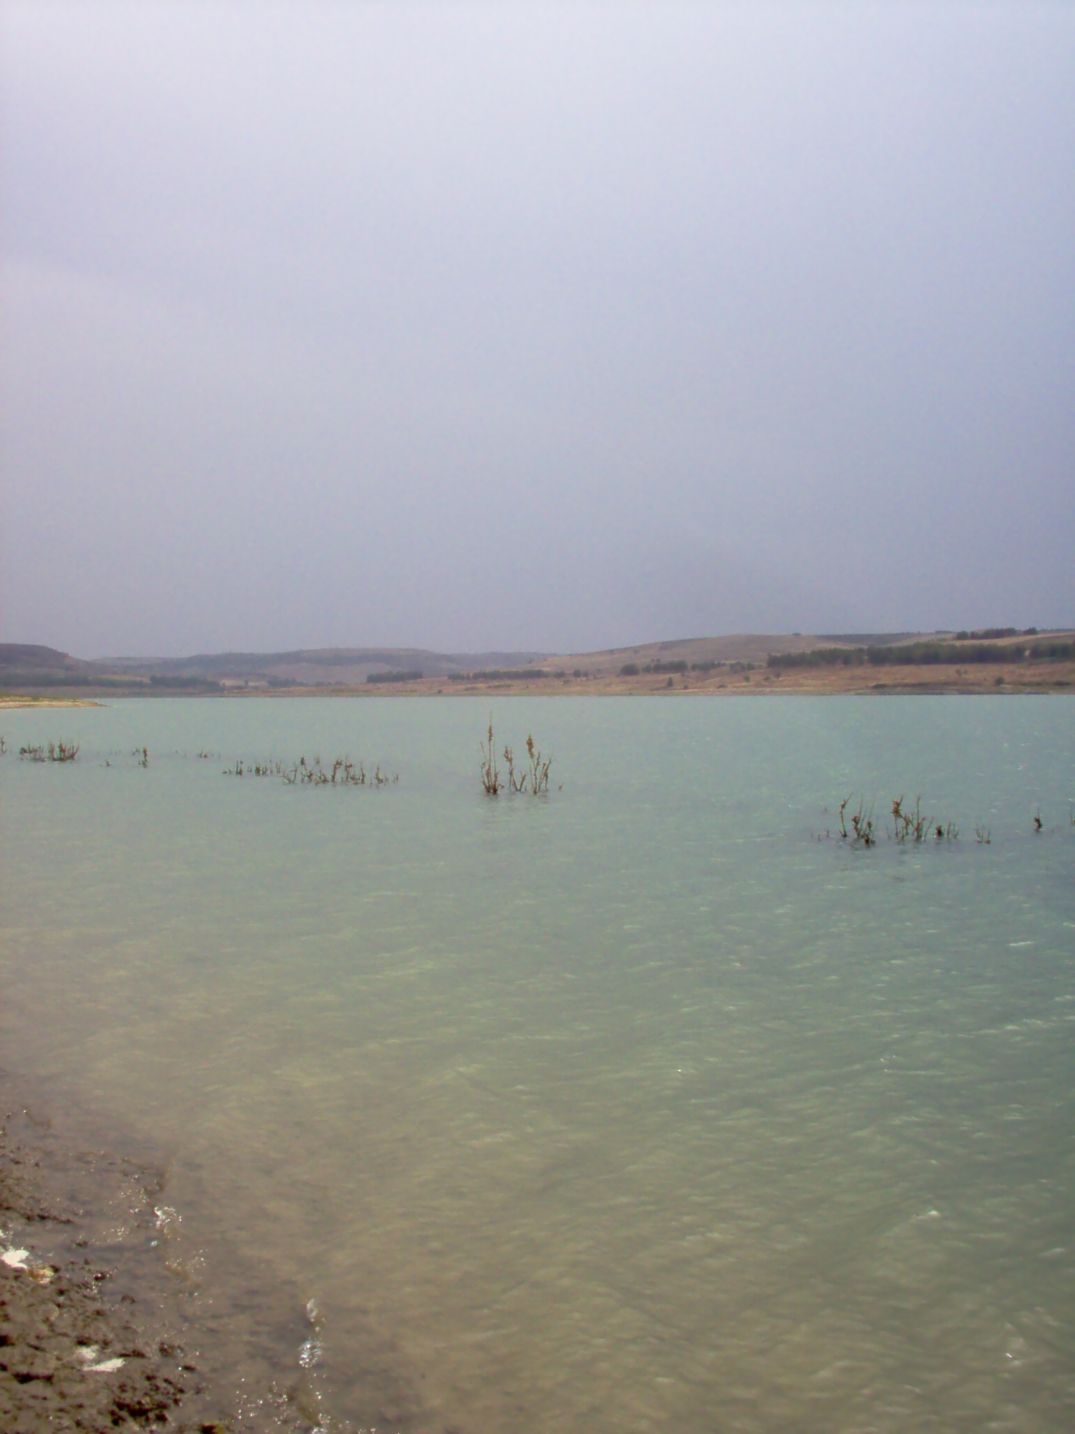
[4, 636, 843, 690]
[531, 632, 868, 675]
[0, 643, 115, 688]
[0, 643, 548, 691]
[106, 646, 549, 686]
[0, 643, 91, 671]
[2, 629, 1069, 695]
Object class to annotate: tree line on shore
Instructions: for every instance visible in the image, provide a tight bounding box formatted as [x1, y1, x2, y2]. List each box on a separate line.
[767, 638, 1075, 670]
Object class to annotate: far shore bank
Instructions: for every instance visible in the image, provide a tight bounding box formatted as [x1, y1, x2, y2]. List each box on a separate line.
[3, 661, 1072, 703]
[0, 697, 102, 710]
[3, 630, 1072, 703]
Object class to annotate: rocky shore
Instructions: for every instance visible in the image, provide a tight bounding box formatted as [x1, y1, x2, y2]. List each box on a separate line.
[0, 1092, 224, 1431]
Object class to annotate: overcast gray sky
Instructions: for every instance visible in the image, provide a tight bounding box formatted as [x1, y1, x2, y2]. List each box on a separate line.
[2, 1, 1072, 657]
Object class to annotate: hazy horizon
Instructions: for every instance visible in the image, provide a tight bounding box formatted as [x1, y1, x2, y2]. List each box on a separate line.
[3, 2, 1073, 658]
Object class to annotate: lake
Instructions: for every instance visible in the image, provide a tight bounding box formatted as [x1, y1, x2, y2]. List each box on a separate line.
[1, 696, 1072, 1432]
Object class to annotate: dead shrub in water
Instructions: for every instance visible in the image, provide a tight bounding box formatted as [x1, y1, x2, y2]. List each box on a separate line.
[222, 754, 397, 786]
[891, 795, 928, 843]
[503, 743, 523, 793]
[850, 803, 875, 846]
[524, 734, 552, 794]
[279, 755, 396, 787]
[480, 720, 501, 795]
[837, 795, 874, 845]
[19, 741, 78, 762]
[483, 721, 553, 796]
[832, 794, 963, 849]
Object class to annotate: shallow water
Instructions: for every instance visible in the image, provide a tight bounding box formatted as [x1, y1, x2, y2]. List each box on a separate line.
[1, 696, 1072, 1431]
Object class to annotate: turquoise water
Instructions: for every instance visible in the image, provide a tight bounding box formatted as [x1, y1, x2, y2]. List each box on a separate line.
[1, 696, 1072, 1432]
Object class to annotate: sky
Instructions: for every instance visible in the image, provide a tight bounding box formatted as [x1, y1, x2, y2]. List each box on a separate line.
[1, 0, 1072, 658]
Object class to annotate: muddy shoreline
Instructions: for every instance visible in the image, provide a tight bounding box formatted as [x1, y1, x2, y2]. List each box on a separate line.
[0, 1084, 225, 1431]
[0, 1077, 414, 1433]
